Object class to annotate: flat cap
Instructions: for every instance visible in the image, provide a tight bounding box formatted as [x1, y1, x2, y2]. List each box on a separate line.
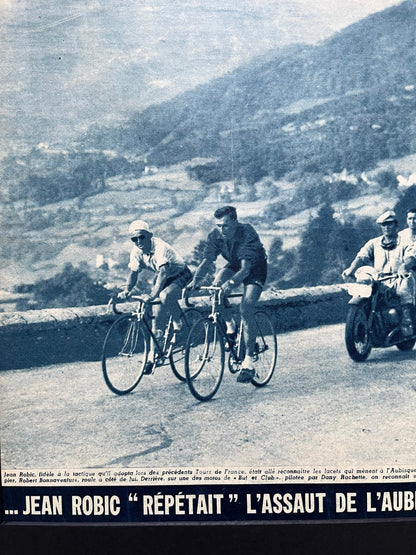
[376, 210, 397, 224]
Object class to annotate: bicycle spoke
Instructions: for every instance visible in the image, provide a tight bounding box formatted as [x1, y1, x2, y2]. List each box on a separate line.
[170, 308, 201, 381]
[251, 311, 277, 387]
[185, 317, 224, 401]
[102, 315, 148, 394]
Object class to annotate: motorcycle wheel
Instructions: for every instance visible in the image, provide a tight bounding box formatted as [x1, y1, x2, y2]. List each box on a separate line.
[345, 305, 372, 362]
[396, 338, 415, 351]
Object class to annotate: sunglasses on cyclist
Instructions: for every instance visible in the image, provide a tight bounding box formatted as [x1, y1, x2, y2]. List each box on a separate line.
[131, 235, 148, 242]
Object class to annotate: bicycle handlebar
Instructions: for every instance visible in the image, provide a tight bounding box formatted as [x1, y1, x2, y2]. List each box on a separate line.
[107, 285, 243, 314]
[198, 285, 243, 298]
[197, 285, 242, 308]
[181, 287, 194, 307]
[107, 286, 198, 314]
[106, 293, 162, 315]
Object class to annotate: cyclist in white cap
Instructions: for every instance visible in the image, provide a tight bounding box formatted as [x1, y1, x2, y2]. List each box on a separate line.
[119, 220, 192, 373]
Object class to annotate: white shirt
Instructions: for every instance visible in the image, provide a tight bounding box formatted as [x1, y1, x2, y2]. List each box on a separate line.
[398, 229, 416, 273]
[399, 228, 416, 247]
[128, 237, 186, 278]
[356, 235, 411, 274]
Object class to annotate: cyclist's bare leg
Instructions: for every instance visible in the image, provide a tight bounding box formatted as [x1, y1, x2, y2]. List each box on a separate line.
[148, 283, 182, 362]
[159, 283, 182, 329]
[213, 268, 237, 334]
[241, 283, 262, 363]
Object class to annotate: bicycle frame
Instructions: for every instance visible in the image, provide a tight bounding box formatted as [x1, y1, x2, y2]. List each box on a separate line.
[108, 289, 192, 366]
[184, 286, 277, 400]
[102, 287, 202, 394]
[199, 286, 245, 366]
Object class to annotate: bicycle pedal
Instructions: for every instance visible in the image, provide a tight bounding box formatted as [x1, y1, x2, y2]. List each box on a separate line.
[143, 361, 155, 375]
[225, 339, 236, 352]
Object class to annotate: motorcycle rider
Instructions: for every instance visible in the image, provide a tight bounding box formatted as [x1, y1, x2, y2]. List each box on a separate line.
[342, 210, 416, 337]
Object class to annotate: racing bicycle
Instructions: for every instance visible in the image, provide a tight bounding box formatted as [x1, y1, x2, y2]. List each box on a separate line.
[184, 286, 277, 401]
[102, 290, 200, 394]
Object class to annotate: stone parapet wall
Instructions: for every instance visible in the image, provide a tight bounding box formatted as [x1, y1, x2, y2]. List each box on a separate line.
[0, 285, 349, 370]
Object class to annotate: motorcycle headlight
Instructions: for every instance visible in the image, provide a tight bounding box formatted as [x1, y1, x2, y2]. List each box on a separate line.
[347, 283, 373, 298]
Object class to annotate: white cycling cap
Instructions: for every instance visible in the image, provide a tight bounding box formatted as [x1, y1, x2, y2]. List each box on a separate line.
[129, 219, 151, 237]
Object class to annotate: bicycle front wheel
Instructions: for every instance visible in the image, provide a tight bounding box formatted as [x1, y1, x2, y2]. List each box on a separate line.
[251, 311, 277, 387]
[185, 317, 224, 401]
[102, 314, 148, 394]
[170, 308, 201, 381]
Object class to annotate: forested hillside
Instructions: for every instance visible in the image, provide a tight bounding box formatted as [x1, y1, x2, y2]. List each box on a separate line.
[3, 1, 415, 205]
[78, 0, 416, 183]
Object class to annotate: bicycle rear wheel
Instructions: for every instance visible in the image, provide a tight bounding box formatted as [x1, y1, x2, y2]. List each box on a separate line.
[185, 317, 224, 401]
[170, 308, 201, 381]
[251, 311, 277, 387]
[102, 314, 148, 394]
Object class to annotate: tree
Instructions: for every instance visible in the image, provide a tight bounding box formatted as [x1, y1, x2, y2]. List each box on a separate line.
[394, 186, 416, 227]
[186, 240, 215, 284]
[15, 263, 109, 309]
[266, 238, 284, 284]
[294, 203, 336, 286]
[375, 167, 398, 192]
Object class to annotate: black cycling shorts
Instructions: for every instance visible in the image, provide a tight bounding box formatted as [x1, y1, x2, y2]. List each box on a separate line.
[163, 267, 192, 290]
[226, 258, 267, 288]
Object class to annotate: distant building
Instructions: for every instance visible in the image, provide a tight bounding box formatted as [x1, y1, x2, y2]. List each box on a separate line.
[397, 173, 416, 188]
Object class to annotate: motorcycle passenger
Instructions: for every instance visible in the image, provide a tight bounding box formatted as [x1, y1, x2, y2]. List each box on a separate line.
[398, 207, 416, 300]
[342, 210, 416, 337]
[399, 207, 416, 246]
[118, 220, 192, 374]
[188, 205, 268, 384]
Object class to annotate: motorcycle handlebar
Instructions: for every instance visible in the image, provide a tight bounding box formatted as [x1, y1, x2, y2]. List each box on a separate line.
[377, 272, 411, 282]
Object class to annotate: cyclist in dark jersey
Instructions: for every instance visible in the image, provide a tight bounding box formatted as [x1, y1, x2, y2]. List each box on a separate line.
[188, 206, 268, 383]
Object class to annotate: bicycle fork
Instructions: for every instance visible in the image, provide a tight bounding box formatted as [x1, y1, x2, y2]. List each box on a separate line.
[196, 318, 220, 364]
[119, 318, 140, 357]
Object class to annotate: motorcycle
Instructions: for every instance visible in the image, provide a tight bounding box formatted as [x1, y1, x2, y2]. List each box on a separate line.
[344, 266, 416, 361]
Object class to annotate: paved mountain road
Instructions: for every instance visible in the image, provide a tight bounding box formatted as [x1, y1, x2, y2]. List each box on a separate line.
[1, 324, 416, 469]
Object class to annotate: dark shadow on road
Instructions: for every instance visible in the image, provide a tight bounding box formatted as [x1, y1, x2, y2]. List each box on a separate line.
[105, 424, 173, 466]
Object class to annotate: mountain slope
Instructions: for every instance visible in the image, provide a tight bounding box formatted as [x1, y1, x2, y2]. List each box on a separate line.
[0, 0, 400, 150]
[81, 0, 415, 181]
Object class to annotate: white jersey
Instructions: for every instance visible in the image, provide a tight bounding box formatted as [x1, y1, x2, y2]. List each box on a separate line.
[128, 237, 187, 278]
